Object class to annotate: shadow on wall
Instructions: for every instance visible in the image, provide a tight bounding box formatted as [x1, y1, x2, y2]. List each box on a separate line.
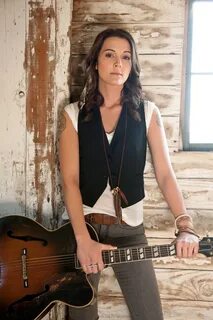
[0, 202, 25, 217]
[0, 200, 67, 229]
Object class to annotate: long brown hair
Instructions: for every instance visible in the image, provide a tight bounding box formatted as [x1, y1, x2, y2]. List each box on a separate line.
[79, 28, 143, 121]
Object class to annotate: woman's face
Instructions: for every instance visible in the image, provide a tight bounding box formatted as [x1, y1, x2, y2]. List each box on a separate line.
[96, 37, 132, 88]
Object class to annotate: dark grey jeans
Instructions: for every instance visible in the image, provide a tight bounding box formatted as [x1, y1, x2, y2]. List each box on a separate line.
[69, 223, 164, 320]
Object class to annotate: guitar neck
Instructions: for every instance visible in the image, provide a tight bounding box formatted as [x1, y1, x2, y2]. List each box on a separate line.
[101, 243, 176, 266]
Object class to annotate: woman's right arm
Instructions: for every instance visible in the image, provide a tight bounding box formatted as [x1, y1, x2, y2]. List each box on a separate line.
[58, 110, 115, 273]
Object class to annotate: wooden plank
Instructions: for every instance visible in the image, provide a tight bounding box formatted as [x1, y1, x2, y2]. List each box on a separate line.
[145, 151, 213, 179]
[71, 54, 182, 86]
[49, 2, 73, 319]
[144, 179, 213, 210]
[158, 268, 213, 302]
[71, 22, 184, 55]
[144, 208, 213, 238]
[70, 85, 181, 116]
[25, 0, 57, 226]
[98, 297, 213, 320]
[0, 0, 26, 215]
[73, 0, 185, 23]
[54, 0, 73, 226]
[99, 267, 213, 302]
[143, 85, 181, 116]
[162, 300, 213, 320]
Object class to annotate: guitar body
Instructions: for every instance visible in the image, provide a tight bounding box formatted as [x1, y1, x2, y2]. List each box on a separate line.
[0, 215, 96, 320]
[1, 215, 212, 320]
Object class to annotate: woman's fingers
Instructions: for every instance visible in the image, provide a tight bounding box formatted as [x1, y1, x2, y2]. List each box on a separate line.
[79, 241, 117, 274]
[176, 232, 199, 258]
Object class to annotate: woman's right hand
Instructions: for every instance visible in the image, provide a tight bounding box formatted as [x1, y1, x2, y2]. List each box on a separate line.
[77, 236, 117, 274]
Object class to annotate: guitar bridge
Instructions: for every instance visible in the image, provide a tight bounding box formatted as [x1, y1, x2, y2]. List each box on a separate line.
[21, 248, 29, 287]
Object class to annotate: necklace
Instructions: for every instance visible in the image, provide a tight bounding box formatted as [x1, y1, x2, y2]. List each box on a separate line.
[101, 104, 128, 224]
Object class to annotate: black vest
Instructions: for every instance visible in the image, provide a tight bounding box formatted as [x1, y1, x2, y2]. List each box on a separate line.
[78, 102, 147, 208]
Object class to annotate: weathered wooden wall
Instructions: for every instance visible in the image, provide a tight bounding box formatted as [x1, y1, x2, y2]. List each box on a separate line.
[0, 0, 72, 319]
[70, 0, 213, 319]
[0, 0, 212, 319]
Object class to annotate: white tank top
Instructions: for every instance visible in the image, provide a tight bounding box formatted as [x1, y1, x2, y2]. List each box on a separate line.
[62, 100, 157, 226]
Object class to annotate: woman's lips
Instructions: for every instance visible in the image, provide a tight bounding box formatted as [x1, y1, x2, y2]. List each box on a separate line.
[110, 72, 123, 76]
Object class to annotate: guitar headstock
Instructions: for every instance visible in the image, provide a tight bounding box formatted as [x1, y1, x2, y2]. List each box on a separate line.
[199, 236, 213, 257]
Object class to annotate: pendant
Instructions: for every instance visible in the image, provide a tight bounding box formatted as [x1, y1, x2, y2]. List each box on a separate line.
[112, 187, 128, 224]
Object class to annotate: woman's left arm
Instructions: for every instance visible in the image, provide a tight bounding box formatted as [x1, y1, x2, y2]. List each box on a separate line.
[147, 106, 199, 258]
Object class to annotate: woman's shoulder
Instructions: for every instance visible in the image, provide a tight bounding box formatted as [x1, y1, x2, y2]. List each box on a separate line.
[64, 101, 79, 131]
[64, 101, 79, 114]
[143, 99, 158, 113]
[142, 99, 159, 130]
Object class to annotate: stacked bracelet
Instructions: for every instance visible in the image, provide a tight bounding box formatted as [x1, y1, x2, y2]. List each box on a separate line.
[174, 214, 200, 239]
[174, 214, 192, 230]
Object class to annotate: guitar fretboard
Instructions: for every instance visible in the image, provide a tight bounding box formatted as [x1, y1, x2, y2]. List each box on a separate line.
[102, 244, 176, 265]
[75, 244, 176, 268]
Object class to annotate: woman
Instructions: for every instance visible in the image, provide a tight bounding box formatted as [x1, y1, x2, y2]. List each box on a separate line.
[59, 28, 199, 320]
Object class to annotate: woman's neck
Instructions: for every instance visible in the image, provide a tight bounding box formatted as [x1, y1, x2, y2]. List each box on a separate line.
[99, 83, 122, 108]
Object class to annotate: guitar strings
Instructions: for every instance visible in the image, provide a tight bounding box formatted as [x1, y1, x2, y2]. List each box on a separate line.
[0, 245, 174, 271]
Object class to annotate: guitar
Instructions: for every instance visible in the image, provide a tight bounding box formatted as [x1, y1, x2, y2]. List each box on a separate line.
[0, 215, 212, 320]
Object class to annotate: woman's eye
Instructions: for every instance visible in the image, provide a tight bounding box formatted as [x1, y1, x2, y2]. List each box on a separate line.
[105, 52, 113, 58]
[123, 55, 131, 60]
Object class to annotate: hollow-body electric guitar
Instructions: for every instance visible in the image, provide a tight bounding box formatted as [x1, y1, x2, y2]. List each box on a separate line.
[0, 215, 212, 320]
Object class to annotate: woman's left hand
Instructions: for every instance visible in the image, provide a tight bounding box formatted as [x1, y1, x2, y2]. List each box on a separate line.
[176, 232, 199, 258]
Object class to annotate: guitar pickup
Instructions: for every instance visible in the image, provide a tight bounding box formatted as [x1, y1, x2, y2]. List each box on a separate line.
[21, 248, 29, 288]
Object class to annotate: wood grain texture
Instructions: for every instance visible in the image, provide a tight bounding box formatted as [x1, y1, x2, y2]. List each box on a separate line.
[98, 267, 213, 302]
[98, 297, 213, 320]
[73, 0, 185, 23]
[144, 178, 213, 210]
[25, 0, 57, 225]
[0, 0, 26, 215]
[1, 0, 212, 319]
[71, 22, 184, 54]
[145, 151, 213, 178]
[54, 0, 73, 226]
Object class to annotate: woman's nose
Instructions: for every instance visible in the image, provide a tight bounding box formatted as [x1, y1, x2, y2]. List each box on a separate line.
[114, 58, 121, 67]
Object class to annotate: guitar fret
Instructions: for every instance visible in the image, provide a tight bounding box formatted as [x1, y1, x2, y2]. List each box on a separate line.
[145, 246, 152, 259]
[120, 249, 126, 262]
[138, 247, 145, 260]
[153, 246, 160, 258]
[166, 245, 169, 257]
[132, 248, 138, 261]
[118, 248, 121, 263]
[114, 250, 119, 263]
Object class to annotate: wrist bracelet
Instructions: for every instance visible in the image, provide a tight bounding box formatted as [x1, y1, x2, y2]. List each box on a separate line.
[175, 226, 200, 239]
[174, 214, 192, 230]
